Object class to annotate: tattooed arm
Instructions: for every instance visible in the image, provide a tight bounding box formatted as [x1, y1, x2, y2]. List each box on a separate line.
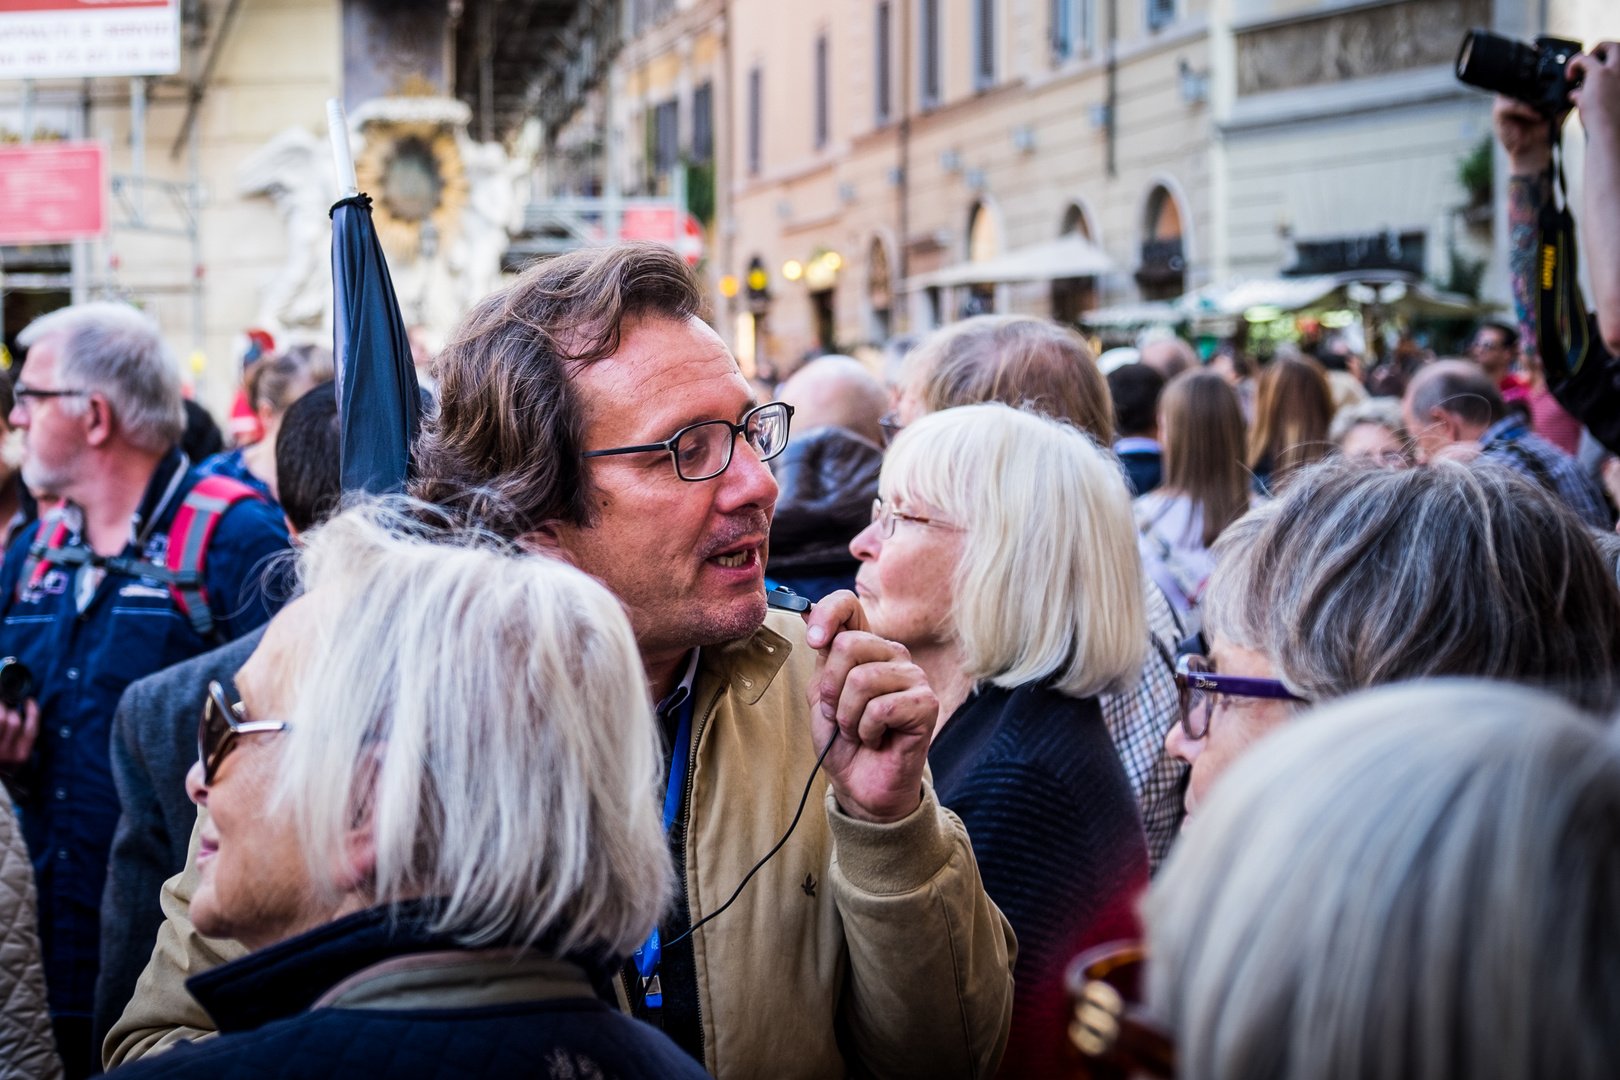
[1495, 96, 1557, 360]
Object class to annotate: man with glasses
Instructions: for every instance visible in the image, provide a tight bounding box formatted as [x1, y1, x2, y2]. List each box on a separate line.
[0, 303, 289, 1078]
[108, 246, 1015, 1079]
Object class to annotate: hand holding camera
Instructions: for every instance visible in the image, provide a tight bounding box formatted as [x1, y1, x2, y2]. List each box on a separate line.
[1569, 43, 1620, 148]
[0, 657, 37, 767]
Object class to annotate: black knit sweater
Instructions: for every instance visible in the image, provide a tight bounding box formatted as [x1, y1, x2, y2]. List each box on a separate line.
[930, 681, 1151, 1078]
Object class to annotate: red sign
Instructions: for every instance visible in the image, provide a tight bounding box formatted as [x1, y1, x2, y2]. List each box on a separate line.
[0, 0, 178, 79]
[0, 142, 106, 243]
[619, 206, 706, 266]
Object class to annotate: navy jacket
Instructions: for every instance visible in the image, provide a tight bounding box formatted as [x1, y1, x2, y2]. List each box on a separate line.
[0, 447, 289, 1018]
[108, 905, 711, 1080]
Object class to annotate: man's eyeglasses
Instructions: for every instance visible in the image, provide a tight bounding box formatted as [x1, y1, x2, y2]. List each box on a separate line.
[198, 679, 289, 785]
[580, 401, 793, 482]
[878, 411, 903, 446]
[13, 385, 89, 408]
[869, 497, 958, 539]
[1173, 654, 1306, 740]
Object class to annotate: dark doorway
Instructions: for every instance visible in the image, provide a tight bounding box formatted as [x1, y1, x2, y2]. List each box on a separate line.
[811, 289, 836, 353]
[2, 245, 71, 366]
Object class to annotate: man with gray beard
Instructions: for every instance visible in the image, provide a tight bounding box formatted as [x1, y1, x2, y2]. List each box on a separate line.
[0, 303, 288, 1078]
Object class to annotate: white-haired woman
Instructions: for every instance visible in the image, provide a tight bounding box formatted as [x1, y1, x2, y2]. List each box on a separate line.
[848, 402, 1150, 1077]
[1147, 680, 1620, 1080]
[110, 507, 705, 1080]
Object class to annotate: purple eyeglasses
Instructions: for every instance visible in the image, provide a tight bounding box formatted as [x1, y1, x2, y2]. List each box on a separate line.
[1174, 654, 1306, 740]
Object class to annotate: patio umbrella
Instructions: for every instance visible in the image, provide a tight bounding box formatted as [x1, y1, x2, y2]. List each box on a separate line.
[326, 98, 419, 495]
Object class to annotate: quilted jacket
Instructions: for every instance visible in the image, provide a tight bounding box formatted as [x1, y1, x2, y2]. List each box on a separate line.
[0, 801, 62, 1080]
[103, 904, 710, 1080]
[106, 612, 1018, 1079]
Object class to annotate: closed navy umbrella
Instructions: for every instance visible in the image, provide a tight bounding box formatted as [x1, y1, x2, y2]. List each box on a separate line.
[327, 99, 419, 495]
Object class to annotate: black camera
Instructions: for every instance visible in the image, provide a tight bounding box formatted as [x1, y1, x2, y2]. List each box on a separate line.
[0, 658, 31, 710]
[1456, 30, 1583, 115]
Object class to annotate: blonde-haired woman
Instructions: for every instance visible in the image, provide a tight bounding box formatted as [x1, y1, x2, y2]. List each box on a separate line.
[848, 402, 1150, 1077]
[113, 506, 705, 1080]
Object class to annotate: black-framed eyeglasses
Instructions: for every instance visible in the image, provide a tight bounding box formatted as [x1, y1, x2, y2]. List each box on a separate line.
[198, 679, 289, 785]
[878, 411, 903, 446]
[1173, 654, 1306, 740]
[13, 385, 89, 406]
[580, 401, 794, 482]
[869, 496, 958, 539]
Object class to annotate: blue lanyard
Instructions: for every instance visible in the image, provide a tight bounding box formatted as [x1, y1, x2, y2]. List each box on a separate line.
[632, 689, 695, 1009]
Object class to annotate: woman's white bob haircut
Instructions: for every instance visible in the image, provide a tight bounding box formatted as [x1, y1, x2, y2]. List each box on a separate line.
[1146, 680, 1620, 1080]
[883, 402, 1145, 697]
[274, 503, 671, 956]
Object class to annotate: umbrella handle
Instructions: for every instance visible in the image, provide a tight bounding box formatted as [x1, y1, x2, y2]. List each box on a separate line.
[327, 98, 358, 198]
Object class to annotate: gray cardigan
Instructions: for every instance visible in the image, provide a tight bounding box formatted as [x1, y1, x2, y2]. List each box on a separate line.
[92, 627, 264, 1052]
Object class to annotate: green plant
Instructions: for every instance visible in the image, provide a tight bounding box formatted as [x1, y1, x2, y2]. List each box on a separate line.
[685, 158, 715, 225]
[1442, 245, 1487, 299]
[1458, 135, 1492, 207]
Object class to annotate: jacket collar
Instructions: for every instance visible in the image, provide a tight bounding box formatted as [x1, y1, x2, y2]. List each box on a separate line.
[187, 901, 616, 1034]
[695, 615, 795, 709]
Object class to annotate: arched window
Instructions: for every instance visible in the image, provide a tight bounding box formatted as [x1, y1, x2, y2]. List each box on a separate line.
[964, 201, 1001, 317]
[868, 238, 893, 341]
[1053, 203, 1098, 325]
[1137, 185, 1186, 300]
[1060, 202, 1092, 241]
[968, 201, 1001, 262]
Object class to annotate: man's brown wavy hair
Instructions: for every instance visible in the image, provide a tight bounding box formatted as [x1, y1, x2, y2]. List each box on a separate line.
[410, 243, 705, 538]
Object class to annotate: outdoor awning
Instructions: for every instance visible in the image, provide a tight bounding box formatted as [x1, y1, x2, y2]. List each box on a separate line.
[904, 234, 1114, 289]
[1081, 271, 1491, 328]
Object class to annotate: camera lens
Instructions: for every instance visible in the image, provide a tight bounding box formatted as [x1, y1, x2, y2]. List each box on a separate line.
[0, 658, 32, 710]
[1456, 29, 1542, 104]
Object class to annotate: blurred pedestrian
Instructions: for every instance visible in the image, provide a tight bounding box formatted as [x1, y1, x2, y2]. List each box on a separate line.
[765, 358, 888, 601]
[1469, 320, 1530, 395]
[1148, 681, 1620, 1080]
[198, 345, 333, 502]
[1166, 459, 1620, 820]
[0, 303, 289, 1078]
[0, 801, 61, 1080]
[1135, 371, 1251, 630]
[1107, 363, 1166, 496]
[896, 315, 1113, 444]
[852, 403, 1149, 1077]
[775, 355, 887, 446]
[1247, 354, 1333, 494]
[95, 382, 341, 1052]
[0, 375, 40, 547]
[107, 244, 1015, 1080]
[1403, 360, 1608, 528]
[1139, 336, 1196, 381]
[108, 506, 709, 1080]
[899, 316, 1188, 863]
[1329, 398, 1412, 468]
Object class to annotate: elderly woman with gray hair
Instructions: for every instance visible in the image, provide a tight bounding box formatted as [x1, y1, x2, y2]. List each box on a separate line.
[1165, 458, 1620, 820]
[109, 507, 706, 1080]
[848, 402, 1151, 1076]
[1146, 680, 1620, 1080]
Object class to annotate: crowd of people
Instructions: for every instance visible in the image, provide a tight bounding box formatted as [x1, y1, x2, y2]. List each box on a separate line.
[0, 66, 1617, 1080]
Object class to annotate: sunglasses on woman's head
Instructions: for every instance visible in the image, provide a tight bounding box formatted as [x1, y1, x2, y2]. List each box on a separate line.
[198, 680, 289, 785]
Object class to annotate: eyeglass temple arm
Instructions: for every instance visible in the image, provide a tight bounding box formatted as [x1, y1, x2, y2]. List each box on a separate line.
[580, 442, 673, 459]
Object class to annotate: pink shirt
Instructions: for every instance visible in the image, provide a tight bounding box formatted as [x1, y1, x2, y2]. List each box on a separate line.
[1528, 387, 1583, 456]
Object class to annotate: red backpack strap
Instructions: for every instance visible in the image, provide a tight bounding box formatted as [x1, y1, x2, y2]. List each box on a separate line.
[20, 509, 75, 596]
[164, 475, 266, 640]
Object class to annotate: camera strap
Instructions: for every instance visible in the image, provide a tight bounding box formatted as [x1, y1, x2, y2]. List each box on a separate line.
[1531, 122, 1620, 448]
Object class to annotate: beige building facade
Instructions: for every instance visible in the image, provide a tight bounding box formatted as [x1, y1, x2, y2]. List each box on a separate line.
[598, 0, 1215, 370]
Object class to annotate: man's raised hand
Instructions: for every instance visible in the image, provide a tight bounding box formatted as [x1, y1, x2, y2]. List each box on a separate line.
[804, 591, 937, 824]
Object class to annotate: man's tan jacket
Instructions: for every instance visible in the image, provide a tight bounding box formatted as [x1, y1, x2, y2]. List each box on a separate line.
[105, 612, 1017, 1079]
